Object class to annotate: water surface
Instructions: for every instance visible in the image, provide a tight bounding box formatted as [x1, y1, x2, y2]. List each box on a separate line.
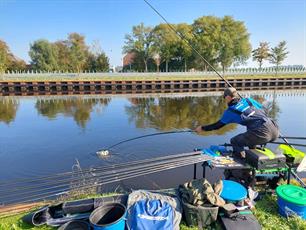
[0, 90, 305, 190]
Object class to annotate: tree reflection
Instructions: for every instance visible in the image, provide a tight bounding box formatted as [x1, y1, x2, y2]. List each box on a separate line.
[265, 92, 281, 121]
[0, 98, 19, 124]
[35, 97, 111, 128]
[252, 94, 281, 121]
[125, 96, 237, 135]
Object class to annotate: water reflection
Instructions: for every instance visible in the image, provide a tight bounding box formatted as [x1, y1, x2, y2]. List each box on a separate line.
[35, 97, 111, 128]
[125, 96, 237, 135]
[0, 93, 283, 130]
[0, 98, 19, 124]
[263, 92, 281, 121]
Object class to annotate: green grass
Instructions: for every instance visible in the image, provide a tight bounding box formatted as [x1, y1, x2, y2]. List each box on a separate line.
[254, 195, 306, 230]
[1, 193, 305, 230]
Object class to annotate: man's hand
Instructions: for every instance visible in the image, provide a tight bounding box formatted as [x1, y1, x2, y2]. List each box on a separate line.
[195, 125, 203, 133]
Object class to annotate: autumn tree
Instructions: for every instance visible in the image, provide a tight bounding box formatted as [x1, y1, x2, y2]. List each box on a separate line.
[252, 42, 270, 68]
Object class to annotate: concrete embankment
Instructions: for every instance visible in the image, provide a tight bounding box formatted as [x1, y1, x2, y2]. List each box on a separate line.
[1, 73, 305, 96]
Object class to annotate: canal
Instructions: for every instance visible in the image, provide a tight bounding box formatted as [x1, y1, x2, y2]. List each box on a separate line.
[0, 89, 305, 193]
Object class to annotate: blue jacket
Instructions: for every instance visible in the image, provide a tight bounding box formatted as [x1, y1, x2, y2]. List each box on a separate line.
[202, 97, 265, 131]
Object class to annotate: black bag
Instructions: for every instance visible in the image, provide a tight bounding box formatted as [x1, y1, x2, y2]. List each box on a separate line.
[220, 211, 261, 230]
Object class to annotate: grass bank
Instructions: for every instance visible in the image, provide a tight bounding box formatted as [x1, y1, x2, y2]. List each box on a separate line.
[1, 73, 305, 82]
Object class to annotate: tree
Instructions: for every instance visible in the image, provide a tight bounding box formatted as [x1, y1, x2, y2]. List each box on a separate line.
[54, 40, 71, 71]
[152, 23, 178, 72]
[175, 23, 193, 71]
[67, 33, 89, 72]
[123, 23, 154, 72]
[8, 57, 27, 72]
[252, 42, 270, 68]
[0, 40, 11, 73]
[192, 16, 222, 70]
[218, 16, 251, 73]
[87, 40, 109, 72]
[269, 41, 289, 75]
[88, 52, 109, 72]
[29, 39, 58, 71]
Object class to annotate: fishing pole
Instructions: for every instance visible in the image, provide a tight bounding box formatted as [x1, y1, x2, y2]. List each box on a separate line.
[0, 151, 200, 187]
[270, 142, 306, 148]
[143, 0, 239, 97]
[0, 153, 204, 197]
[277, 136, 306, 140]
[143, 0, 295, 149]
[0, 156, 203, 202]
[96, 129, 194, 156]
[1, 156, 208, 205]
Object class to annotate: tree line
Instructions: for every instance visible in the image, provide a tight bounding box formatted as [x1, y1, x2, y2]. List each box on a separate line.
[0, 33, 109, 73]
[0, 15, 290, 73]
[123, 16, 289, 73]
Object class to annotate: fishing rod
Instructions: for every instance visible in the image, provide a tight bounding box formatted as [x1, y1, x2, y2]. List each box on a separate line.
[222, 142, 306, 148]
[1, 156, 208, 205]
[0, 151, 200, 187]
[143, 0, 295, 149]
[0, 153, 205, 197]
[0, 152, 203, 195]
[143, 0, 236, 94]
[96, 129, 194, 156]
[277, 136, 306, 140]
[0, 156, 204, 202]
[270, 142, 306, 148]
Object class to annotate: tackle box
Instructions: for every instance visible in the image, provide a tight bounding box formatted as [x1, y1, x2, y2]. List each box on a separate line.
[245, 148, 287, 170]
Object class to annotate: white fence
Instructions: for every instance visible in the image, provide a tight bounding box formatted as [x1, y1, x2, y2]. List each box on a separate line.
[1, 67, 306, 78]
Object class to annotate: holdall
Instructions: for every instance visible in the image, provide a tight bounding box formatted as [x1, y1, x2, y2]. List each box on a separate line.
[126, 190, 182, 230]
[128, 199, 174, 230]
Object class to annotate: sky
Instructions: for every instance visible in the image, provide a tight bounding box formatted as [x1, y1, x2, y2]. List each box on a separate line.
[0, 0, 305, 67]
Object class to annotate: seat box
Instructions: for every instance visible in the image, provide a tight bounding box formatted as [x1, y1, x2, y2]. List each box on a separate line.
[245, 148, 287, 170]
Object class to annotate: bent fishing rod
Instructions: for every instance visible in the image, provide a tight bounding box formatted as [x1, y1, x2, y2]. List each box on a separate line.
[96, 130, 306, 155]
[143, 0, 296, 150]
[96, 129, 194, 155]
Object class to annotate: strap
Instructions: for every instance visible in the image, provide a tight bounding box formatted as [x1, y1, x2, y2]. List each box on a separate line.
[245, 98, 253, 107]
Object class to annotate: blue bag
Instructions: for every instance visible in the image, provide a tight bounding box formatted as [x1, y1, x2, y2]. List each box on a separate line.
[128, 199, 174, 230]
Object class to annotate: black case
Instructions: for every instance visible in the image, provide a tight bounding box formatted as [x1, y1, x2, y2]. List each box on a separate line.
[220, 212, 261, 230]
[245, 148, 287, 170]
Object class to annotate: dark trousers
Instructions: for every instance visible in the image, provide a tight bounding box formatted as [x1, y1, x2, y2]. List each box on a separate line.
[230, 120, 279, 154]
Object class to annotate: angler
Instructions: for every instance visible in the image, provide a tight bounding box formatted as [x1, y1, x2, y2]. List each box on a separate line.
[195, 87, 280, 158]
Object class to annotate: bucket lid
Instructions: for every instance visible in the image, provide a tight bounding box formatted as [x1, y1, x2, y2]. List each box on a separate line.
[220, 180, 247, 202]
[276, 184, 306, 206]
